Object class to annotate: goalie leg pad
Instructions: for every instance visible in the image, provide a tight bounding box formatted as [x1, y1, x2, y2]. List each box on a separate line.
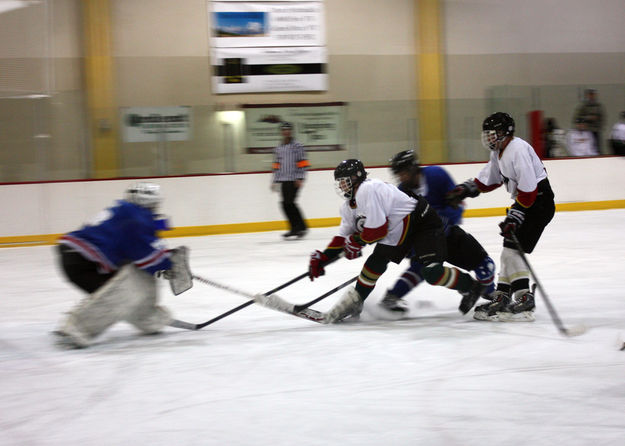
[54, 315, 92, 348]
[56, 265, 156, 345]
[127, 305, 173, 334]
[125, 272, 173, 333]
[167, 246, 193, 295]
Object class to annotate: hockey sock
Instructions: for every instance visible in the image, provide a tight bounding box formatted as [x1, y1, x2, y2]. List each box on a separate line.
[355, 254, 389, 300]
[500, 246, 529, 288]
[511, 278, 530, 297]
[496, 282, 511, 294]
[389, 264, 423, 298]
[422, 263, 474, 292]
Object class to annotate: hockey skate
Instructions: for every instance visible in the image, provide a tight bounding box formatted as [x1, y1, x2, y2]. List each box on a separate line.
[505, 290, 536, 322]
[282, 230, 298, 239]
[324, 287, 364, 324]
[473, 290, 510, 321]
[378, 292, 409, 316]
[458, 281, 486, 314]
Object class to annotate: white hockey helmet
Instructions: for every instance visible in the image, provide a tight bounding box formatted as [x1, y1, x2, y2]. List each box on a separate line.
[125, 182, 162, 211]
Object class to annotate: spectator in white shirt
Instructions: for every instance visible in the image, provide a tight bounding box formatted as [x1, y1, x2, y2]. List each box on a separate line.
[566, 117, 598, 157]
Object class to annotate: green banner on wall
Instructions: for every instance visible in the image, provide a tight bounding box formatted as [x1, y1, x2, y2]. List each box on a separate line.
[243, 102, 346, 154]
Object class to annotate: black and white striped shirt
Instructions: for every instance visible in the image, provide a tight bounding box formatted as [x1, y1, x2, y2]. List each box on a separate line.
[272, 140, 309, 182]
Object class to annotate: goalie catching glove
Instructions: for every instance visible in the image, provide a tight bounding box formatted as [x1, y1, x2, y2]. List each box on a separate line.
[499, 208, 525, 239]
[159, 246, 193, 295]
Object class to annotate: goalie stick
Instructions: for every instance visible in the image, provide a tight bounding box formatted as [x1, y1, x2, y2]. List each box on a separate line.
[169, 256, 342, 330]
[511, 233, 587, 337]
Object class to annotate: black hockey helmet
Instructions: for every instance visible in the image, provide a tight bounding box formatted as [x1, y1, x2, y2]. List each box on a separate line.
[482, 112, 515, 151]
[334, 159, 367, 199]
[390, 149, 420, 175]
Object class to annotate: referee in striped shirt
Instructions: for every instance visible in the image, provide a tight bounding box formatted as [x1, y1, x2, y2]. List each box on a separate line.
[272, 122, 310, 239]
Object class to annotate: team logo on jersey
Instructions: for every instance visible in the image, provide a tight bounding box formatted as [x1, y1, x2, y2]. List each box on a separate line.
[355, 215, 366, 233]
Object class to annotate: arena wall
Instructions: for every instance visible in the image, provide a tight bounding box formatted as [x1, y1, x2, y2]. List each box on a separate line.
[1, 157, 624, 246]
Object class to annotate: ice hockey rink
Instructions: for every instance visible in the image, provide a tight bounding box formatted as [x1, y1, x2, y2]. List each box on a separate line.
[1, 209, 624, 446]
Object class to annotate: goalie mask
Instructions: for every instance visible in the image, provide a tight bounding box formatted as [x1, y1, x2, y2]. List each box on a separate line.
[334, 159, 367, 200]
[125, 182, 162, 212]
[481, 112, 515, 151]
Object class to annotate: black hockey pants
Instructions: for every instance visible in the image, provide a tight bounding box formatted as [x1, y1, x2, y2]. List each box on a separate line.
[57, 244, 115, 293]
[504, 179, 555, 254]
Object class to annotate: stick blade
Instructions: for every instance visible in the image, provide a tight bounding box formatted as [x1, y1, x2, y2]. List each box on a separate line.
[169, 319, 199, 330]
[561, 324, 588, 337]
[254, 293, 296, 313]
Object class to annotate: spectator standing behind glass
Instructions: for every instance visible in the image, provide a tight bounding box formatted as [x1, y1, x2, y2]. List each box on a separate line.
[573, 88, 605, 153]
[543, 118, 568, 158]
[566, 117, 598, 157]
[271, 122, 310, 239]
[608, 111, 625, 156]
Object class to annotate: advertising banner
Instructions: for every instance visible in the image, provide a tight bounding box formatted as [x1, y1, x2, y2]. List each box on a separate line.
[209, 1, 326, 93]
[243, 102, 345, 154]
[212, 46, 326, 93]
[211, 1, 324, 47]
[121, 106, 192, 143]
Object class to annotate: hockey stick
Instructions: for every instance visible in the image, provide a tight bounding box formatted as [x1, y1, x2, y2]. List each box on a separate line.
[173, 273, 306, 330]
[511, 233, 587, 337]
[255, 275, 359, 323]
[169, 256, 341, 330]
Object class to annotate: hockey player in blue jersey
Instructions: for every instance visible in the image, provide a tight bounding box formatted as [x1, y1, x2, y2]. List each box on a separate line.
[377, 150, 496, 315]
[54, 182, 192, 348]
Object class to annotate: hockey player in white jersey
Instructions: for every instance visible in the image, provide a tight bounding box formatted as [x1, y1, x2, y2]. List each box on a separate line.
[308, 159, 488, 323]
[446, 112, 555, 322]
[54, 182, 192, 348]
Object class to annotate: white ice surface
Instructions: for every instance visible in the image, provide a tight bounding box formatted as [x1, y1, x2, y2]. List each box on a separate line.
[1, 210, 625, 446]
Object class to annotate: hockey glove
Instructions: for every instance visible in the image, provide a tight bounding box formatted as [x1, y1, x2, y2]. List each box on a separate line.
[499, 208, 525, 239]
[344, 234, 365, 260]
[164, 246, 193, 295]
[445, 180, 480, 208]
[309, 250, 329, 281]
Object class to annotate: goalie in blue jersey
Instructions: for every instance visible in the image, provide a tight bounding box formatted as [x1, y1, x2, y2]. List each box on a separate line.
[54, 182, 192, 348]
